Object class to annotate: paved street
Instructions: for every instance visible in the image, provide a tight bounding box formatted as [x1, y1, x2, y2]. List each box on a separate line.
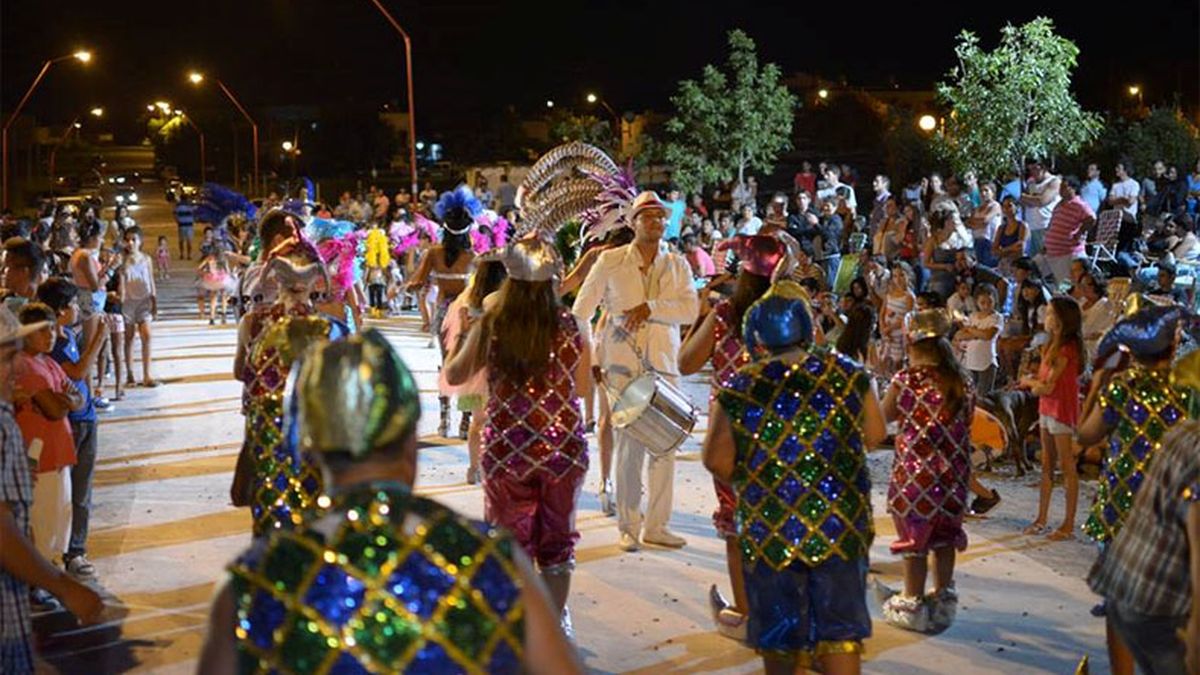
[32, 189, 1112, 674]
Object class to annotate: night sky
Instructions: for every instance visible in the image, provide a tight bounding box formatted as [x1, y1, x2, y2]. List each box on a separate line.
[3, 0, 1198, 141]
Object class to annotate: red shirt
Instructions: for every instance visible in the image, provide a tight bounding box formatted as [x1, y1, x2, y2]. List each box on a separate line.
[1045, 195, 1095, 257]
[14, 352, 76, 472]
[1037, 341, 1081, 426]
[794, 172, 817, 198]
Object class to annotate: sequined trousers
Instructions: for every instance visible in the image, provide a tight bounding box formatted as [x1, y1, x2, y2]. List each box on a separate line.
[229, 482, 526, 674]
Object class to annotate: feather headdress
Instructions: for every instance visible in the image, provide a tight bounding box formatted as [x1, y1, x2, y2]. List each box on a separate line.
[579, 160, 638, 242]
[434, 185, 484, 227]
[195, 183, 257, 225]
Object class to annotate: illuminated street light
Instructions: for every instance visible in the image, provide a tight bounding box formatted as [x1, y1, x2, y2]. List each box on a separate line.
[72, 122, 82, 129]
[546, 100, 554, 108]
[90, 107, 104, 118]
[817, 89, 829, 100]
[155, 101, 171, 112]
[918, 114, 937, 132]
[282, 141, 294, 152]
[1128, 85, 1140, 97]
[189, 70, 259, 194]
[586, 93, 598, 104]
[73, 50, 92, 63]
[146, 104, 156, 112]
[188, 71, 204, 85]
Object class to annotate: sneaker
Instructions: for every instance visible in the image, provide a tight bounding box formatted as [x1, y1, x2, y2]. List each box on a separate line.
[970, 489, 1002, 515]
[928, 586, 958, 631]
[618, 532, 640, 552]
[93, 397, 112, 410]
[66, 554, 97, 580]
[31, 587, 61, 613]
[560, 606, 575, 642]
[882, 594, 929, 633]
[598, 479, 615, 517]
[643, 529, 687, 548]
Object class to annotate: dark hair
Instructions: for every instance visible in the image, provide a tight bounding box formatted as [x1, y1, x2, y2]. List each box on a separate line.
[1082, 271, 1108, 298]
[910, 336, 971, 416]
[442, 229, 471, 268]
[974, 282, 998, 301]
[4, 237, 44, 276]
[80, 221, 103, 244]
[849, 276, 869, 301]
[124, 225, 143, 239]
[1045, 295, 1084, 366]
[18, 302, 55, 325]
[259, 210, 295, 251]
[1016, 280, 1047, 334]
[917, 291, 944, 308]
[485, 279, 562, 382]
[728, 271, 773, 329]
[836, 304, 876, 362]
[36, 278, 78, 312]
[1158, 262, 1177, 277]
[1062, 175, 1082, 192]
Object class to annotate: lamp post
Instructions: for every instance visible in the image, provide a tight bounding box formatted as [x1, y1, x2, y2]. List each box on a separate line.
[918, 114, 938, 132]
[176, 111, 207, 184]
[48, 106, 103, 193]
[585, 92, 622, 152]
[367, 0, 419, 196]
[1128, 84, 1143, 108]
[188, 72, 257, 195]
[2, 50, 92, 209]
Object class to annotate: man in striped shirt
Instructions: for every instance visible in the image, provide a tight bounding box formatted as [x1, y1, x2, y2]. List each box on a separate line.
[0, 306, 102, 673]
[1043, 175, 1096, 287]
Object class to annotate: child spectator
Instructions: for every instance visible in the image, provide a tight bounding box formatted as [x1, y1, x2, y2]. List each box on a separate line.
[682, 234, 716, 279]
[946, 277, 977, 322]
[37, 279, 108, 579]
[13, 303, 82, 564]
[1021, 296, 1084, 540]
[120, 227, 158, 387]
[881, 309, 974, 633]
[881, 261, 916, 378]
[955, 284, 1002, 396]
[100, 255, 125, 402]
[196, 247, 233, 326]
[155, 235, 171, 280]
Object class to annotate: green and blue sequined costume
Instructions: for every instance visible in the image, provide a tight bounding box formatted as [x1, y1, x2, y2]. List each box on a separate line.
[230, 482, 525, 674]
[1084, 364, 1198, 542]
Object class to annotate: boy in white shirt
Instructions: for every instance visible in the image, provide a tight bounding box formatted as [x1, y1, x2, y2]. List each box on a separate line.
[946, 277, 977, 323]
[954, 283, 1002, 396]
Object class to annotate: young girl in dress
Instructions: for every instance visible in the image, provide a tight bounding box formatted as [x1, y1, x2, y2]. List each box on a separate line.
[1021, 296, 1084, 540]
[882, 309, 974, 633]
[197, 249, 235, 325]
[155, 236, 171, 280]
[880, 260, 916, 378]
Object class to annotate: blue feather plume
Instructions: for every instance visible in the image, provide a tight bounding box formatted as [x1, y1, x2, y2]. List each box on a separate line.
[434, 184, 483, 221]
[196, 183, 257, 224]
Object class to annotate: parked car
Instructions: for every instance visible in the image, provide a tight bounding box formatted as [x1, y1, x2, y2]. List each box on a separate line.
[112, 185, 139, 205]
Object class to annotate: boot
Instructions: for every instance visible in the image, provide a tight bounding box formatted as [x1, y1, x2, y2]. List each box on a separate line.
[438, 397, 451, 438]
[882, 594, 929, 633]
[459, 411, 472, 440]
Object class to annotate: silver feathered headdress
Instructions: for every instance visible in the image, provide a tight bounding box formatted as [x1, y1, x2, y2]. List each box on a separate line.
[515, 141, 619, 240]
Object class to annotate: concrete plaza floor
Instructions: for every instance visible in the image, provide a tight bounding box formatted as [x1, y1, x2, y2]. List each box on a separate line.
[32, 253, 1111, 674]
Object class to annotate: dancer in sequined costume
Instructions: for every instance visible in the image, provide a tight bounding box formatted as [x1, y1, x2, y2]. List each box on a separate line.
[880, 310, 974, 634]
[233, 211, 349, 536]
[199, 330, 581, 674]
[679, 234, 780, 641]
[703, 280, 887, 674]
[446, 236, 591, 635]
[1075, 302, 1198, 675]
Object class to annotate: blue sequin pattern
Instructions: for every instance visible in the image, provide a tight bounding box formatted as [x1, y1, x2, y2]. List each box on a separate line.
[717, 350, 874, 570]
[229, 485, 525, 674]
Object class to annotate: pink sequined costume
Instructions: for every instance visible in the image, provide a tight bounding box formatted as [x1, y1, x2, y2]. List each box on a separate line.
[887, 366, 973, 556]
[711, 299, 751, 539]
[482, 307, 588, 570]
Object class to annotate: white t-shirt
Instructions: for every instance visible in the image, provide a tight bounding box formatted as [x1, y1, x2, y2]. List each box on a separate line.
[1081, 296, 1112, 359]
[947, 293, 977, 318]
[963, 310, 1002, 371]
[1109, 178, 1140, 219]
[1023, 175, 1061, 231]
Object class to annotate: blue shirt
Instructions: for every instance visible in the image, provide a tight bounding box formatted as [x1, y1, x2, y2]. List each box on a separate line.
[663, 199, 686, 241]
[1080, 178, 1108, 214]
[174, 203, 196, 226]
[50, 327, 94, 423]
[1000, 179, 1023, 203]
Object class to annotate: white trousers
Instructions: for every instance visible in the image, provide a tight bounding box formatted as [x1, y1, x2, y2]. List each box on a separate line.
[32, 467, 73, 562]
[614, 429, 676, 537]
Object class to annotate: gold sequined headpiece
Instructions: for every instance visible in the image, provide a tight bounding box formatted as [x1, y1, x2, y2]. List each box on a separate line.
[293, 329, 420, 459]
[907, 309, 953, 342]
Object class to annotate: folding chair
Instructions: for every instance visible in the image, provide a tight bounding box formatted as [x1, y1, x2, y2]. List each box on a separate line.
[1087, 209, 1122, 267]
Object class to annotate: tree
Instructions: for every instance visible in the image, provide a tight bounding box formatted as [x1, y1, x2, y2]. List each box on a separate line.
[663, 29, 796, 195]
[933, 17, 1103, 178]
[547, 110, 615, 156]
[1125, 106, 1200, 176]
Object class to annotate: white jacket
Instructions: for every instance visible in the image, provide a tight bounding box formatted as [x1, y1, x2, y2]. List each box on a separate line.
[572, 242, 698, 390]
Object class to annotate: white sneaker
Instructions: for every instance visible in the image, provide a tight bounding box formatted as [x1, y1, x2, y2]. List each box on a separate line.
[618, 532, 640, 552]
[66, 554, 97, 580]
[643, 529, 687, 548]
[882, 594, 929, 633]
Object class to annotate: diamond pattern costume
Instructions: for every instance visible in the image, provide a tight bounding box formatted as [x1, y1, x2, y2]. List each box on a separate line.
[887, 367, 973, 555]
[717, 349, 874, 570]
[241, 303, 342, 536]
[1084, 364, 1198, 542]
[716, 348, 874, 659]
[230, 482, 525, 674]
[710, 300, 752, 538]
[482, 308, 587, 568]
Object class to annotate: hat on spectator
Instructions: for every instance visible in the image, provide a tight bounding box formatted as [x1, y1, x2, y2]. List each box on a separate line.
[907, 309, 953, 342]
[0, 305, 47, 345]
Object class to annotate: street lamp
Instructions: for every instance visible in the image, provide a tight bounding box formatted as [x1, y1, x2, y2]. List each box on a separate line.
[1128, 84, 1144, 108]
[189, 71, 258, 195]
[546, 100, 554, 109]
[282, 141, 294, 152]
[49, 106, 104, 191]
[176, 111, 207, 183]
[586, 93, 598, 104]
[2, 49, 94, 208]
[585, 92, 621, 142]
[817, 88, 829, 100]
[366, 0, 420, 197]
[918, 114, 937, 132]
[89, 107, 104, 118]
[145, 105, 155, 113]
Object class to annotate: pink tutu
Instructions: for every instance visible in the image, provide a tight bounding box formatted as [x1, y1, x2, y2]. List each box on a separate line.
[198, 271, 236, 293]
